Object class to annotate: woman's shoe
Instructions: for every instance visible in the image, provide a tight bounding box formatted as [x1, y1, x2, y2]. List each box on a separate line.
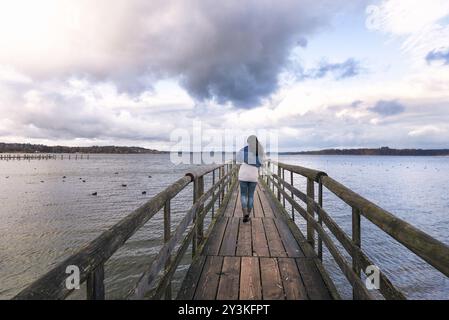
[242, 208, 250, 223]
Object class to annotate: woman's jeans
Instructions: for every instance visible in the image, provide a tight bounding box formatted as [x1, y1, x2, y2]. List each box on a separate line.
[239, 181, 257, 211]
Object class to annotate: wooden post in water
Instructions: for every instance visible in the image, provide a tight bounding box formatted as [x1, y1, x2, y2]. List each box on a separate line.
[306, 177, 315, 249]
[86, 264, 105, 300]
[352, 207, 361, 299]
[163, 200, 172, 300]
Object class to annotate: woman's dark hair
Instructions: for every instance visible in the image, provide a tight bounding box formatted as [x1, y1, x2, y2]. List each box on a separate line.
[247, 135, 263, 158]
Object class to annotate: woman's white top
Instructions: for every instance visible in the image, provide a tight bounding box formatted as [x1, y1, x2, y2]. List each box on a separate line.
[238, 162, 259, 183]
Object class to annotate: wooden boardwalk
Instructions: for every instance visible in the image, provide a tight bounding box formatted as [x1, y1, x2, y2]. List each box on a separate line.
[177, 183, 334, 300]
[13, 162, 449, 300]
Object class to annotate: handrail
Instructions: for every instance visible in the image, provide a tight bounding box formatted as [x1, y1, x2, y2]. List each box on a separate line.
[271, 161, 327, 182]
[130, 167, 235, 299]
[13, 162, 238, 300]
[321, 175, 449, 277]
[264, 160, 449, 300]
[270, 173, 406, 299]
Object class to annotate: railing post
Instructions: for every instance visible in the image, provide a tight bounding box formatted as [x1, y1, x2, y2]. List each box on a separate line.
[227, 163, 231, 194]
[164, 199, 172, 300]
[352, 207, 361, 299]
[86, 264, 105, 300]
[220, 166, 225, 204]
[195, 176, 205, 246]
[265, 161, 270, 188]
[306, 178, 315, 249]
[212, 169, 216, 218]
[192, 180, 198, 257]
[290, 171, 295, 221]
[218, 166, 222, 208]
[318, 179, 323, 261]
[282, 168, 286, 208]
[277, 165, 281, 202]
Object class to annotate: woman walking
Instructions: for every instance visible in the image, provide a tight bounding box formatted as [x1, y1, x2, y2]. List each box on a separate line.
[237, 135, 265, 223]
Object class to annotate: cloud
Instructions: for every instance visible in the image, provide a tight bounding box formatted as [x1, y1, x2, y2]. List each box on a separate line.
[311, 58, 361, 79]
[296, 58, 361, 81]
[351, 100, 363, 108]
[426, 48, 449, 65]
[0, 0, 348, 108]
[0, 77, 190, 145]
[366, 0, 449, 64]
[408, 125, 445, 137]
[369, 100, 405, 116]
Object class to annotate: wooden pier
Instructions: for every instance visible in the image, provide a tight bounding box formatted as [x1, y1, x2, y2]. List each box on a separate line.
[177, 184, 335, 300]
[0, 154, 90, 160]
[13, 161, 449, 300]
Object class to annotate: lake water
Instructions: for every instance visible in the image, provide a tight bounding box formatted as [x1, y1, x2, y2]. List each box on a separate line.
[0, 154, 448, 299]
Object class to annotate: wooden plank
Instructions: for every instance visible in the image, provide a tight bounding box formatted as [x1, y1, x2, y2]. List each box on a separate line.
[258, 187, 276, 218]
[251, 218, 270, 257]
[295, 258, 331, 300]
[234, 190, 243, 218]
[253, 189, 264, 218]
[177, 255, 207, 299]
[202, 217, 228, 256]
[273, 218, 304, 258]
[278, 258, 308, 300]
[217, 257, 241, 300]
[240, 257, 262, 300]
[260, 258, 285, 300]
[224, 187, 238, 217]
[194, 256, 224, 300]
[263, 218, 287, 257]
[236, 218, 252, 256]
[219, 217, 239, 256]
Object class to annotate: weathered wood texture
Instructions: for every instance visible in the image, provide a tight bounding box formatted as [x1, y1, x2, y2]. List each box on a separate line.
[177, 183, 334, 300]
[14, 163, 238, 300]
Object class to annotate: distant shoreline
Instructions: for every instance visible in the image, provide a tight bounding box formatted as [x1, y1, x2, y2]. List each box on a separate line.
[278, 147, 449, 156]
[0, 142, 166, 154]
[2, 143, 449, 156]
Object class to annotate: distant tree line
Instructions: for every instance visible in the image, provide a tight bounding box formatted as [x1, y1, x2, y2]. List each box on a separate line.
[281, 147, 449, 156]
[0, 142, 165, 154]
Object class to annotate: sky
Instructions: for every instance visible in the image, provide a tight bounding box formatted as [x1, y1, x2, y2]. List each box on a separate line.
[0, 0, 449, 151]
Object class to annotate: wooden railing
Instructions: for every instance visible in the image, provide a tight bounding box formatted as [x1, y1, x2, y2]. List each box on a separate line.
[13, 163, 238, 300]
[264, 161, 449, 300]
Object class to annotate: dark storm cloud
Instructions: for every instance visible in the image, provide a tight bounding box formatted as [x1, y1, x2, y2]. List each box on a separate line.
[369, 100, 405, 116]
[426, 48, 449, 65]
[151, 0, 346, 108]
[0, 0, 356, 108]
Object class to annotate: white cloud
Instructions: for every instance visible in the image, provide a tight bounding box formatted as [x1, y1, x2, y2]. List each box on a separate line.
[366, 0, 449, 66]
[408, 125, 446, 137]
